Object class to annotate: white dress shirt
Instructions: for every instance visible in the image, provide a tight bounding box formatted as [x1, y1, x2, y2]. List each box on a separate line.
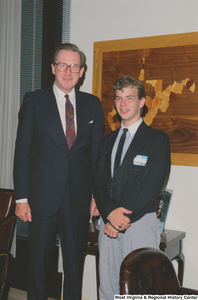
[111, 118, 143, 177]
[53, 83, 77, 136]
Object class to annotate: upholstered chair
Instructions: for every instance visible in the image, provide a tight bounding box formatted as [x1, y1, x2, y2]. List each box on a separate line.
[120, 247, 198, 295]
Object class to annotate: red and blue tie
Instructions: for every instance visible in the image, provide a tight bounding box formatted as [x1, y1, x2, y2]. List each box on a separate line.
[65, 94, 75, 149]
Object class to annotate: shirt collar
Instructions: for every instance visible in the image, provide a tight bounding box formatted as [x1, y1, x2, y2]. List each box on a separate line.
[121, 118, 143, 136]
[53, 83, 75, 106]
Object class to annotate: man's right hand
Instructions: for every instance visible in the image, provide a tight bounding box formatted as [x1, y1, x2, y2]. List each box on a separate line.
[108, 207, 132, 231]
[15, 202, 32, 222]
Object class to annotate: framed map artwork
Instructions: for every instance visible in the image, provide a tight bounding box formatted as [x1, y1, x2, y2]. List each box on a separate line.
[92, 32, 198, 166]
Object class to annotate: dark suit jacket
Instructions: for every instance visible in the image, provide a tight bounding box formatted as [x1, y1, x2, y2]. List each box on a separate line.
[13, 87, 104, 216]
[94, 121, 170, 224]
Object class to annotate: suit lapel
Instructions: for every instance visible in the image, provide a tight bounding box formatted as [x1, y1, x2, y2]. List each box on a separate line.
[71, 90, 91, 149]
[117, 122, 148, 177]
[108, 122, 148, 201]
[41, 87, 68, 148]
[105, 130, 119, 187]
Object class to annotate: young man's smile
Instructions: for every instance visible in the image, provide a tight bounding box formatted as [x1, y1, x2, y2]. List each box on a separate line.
[115, 86, 145, 127]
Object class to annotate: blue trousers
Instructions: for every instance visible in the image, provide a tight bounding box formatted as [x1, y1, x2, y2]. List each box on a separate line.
[27, 193, 89, 300]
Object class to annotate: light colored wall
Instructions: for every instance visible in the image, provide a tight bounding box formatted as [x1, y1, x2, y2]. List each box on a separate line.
[69, 1, 198, 298]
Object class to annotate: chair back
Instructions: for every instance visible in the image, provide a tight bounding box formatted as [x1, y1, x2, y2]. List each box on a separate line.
[120, 247, 180, 294]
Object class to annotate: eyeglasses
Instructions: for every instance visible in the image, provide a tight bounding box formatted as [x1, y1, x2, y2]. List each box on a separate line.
[54, 62, 81, 73]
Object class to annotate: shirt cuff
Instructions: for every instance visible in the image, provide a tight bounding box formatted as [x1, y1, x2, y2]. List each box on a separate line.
[15, 198, 28, 203]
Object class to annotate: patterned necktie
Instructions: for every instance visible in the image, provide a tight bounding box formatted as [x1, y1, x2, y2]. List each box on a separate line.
[113, 128, 128, 178]
[65, 94, 75, 149]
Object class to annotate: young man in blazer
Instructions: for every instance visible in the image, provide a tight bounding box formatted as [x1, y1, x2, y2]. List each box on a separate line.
[94, 76, 170, 300]
[13, 43, 104, 300]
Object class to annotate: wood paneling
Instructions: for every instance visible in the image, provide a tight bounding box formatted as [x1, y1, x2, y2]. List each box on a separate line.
[92, 32, 198, 166]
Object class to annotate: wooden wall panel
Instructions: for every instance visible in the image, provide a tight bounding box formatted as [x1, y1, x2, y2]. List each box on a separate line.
[92, 32, 198, 166]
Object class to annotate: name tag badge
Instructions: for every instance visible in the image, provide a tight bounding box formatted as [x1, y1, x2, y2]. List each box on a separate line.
[133, 155, 148, 166]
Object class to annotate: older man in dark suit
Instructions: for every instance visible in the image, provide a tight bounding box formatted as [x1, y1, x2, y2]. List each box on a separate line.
[94, 76, 170, 300]
[13, 43, 104, 300]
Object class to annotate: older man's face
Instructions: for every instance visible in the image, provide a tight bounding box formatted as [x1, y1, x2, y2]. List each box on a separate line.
[51, 50, 84, 94]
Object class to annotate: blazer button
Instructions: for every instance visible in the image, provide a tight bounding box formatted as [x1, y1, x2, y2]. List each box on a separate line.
[64, 170, 67, 173]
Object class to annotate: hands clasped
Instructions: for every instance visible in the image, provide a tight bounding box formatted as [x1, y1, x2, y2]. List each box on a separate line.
[104, 207, 132, 238]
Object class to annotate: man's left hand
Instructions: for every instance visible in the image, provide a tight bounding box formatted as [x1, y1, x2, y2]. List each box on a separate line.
[90, 198, 100, 216]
